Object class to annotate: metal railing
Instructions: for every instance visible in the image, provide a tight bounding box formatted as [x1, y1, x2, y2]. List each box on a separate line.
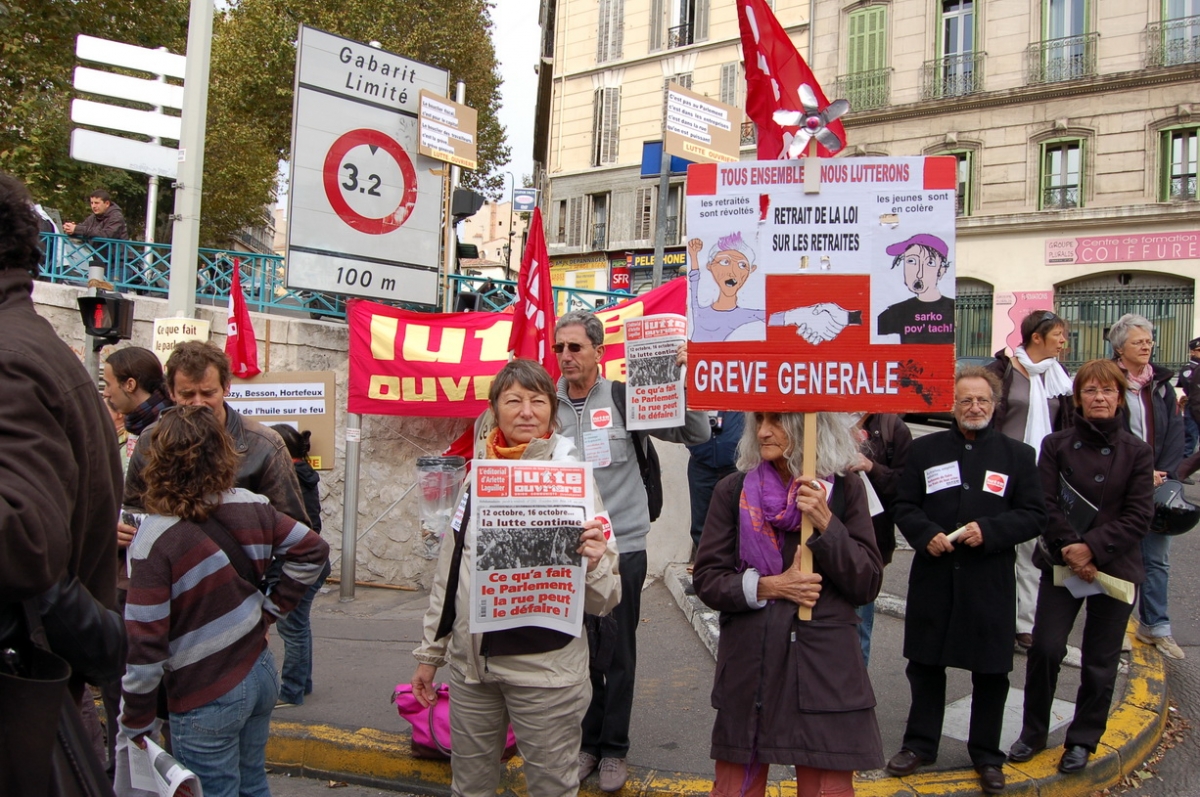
[663, 216, 679, 245]
[833, 68, 892, 113]
[38, 232, 638, 320]
[955, 292, 994, 359]
[1056, 285, 1195, 372]
[1146, 14, 1200, 67]
[667, 22, 692, 49]
[1042, 185, 1080, 209]
[921, 52, 985, 100]
[1169, 173, 1198, 201]
[740, 121, 756, 146]
[591, 223, 607, 250]
[1026, 32, 1098, 84]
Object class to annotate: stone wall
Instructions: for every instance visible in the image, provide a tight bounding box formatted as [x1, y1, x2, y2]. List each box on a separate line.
[33, 280, 695, 588]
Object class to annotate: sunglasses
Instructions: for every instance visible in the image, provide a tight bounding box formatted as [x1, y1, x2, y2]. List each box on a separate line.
[553, 342, 590, 354]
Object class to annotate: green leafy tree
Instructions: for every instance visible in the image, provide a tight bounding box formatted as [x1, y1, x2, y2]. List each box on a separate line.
[0, 0, 188, 237]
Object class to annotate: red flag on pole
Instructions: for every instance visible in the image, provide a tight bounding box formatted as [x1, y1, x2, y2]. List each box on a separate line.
[225, 258, 261, 378]
[737, 0, 848, 159]
[506, 207, 558, 378]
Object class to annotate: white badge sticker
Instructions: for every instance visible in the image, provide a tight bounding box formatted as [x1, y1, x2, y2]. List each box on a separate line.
[983, 470, 1010, 496]
[924, 461, 962, 494]
[450, 488, 470, 534]
[590, 407, 614, 430]
[582, 430, 612, 467]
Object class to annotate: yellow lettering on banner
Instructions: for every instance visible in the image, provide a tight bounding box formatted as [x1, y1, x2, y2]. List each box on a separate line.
[368, 375, 401, 400]
[475, 321, 513, 362]
[370, 316, 399, 360]
[403, 325, 465, 363]
[439, 376, 471, 401]
[473, 374, 496, 400]
[403, 377, 438, 401]
[597, 302, 645, 345]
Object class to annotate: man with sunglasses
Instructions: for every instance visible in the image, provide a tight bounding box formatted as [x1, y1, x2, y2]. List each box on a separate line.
[886, 367, 1046, 795]
[553, 309, 710, 792]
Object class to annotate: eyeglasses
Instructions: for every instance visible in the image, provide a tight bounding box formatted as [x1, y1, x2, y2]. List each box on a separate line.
[956, 398, 993, 409]
[553, 342, 590, 354]
[1081, 387, 1119, 398]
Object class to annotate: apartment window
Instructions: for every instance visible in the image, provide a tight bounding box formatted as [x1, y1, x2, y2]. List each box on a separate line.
[591, 194, 609, 250]
[927, 1, 981, 98]
[1041, 141, 1083, 209]
[635, 187, 654, 240]
[591, 87, 621, 167]
[556, 200, 567, 243]
[840, 6, 890, 111]
[665, 184, 683, 244]
[653, 0, 709, 49]
[566, 196, 584, 247]
[1163, 0, 1200, 66]
[1161, 127, 1199, 201]
[597, 0, 624, 64]
[1031, 0, 1095, 82]
[951, 151, 973, 216]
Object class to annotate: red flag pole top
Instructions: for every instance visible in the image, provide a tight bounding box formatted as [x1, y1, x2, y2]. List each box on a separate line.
[737, 0, 849, 159]
[506, 206, 559, 379]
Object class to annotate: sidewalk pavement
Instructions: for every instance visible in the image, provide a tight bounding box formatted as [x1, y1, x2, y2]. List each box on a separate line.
[266, 555, 1168, 796]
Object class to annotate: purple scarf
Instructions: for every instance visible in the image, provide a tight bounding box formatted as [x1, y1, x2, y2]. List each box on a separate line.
[125, 388, 173, 435]
[738, 462, 806, 576]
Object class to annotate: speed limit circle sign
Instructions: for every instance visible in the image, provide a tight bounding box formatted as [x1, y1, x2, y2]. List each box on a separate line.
[321, 128, 418, 234]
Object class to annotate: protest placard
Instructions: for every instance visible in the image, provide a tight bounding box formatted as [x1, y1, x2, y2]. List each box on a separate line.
[623, 313, 687, 430]
[468, 460, 596, 637]
[684, 156, 959, 413]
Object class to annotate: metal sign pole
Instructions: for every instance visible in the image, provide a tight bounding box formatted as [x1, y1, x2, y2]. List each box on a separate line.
[340, 413, 362, 601]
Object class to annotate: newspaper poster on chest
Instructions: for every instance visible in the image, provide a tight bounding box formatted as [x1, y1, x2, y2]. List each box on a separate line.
[684, 155, 959, 414]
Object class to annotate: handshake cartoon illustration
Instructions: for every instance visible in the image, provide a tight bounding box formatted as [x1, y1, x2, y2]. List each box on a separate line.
[767, 303, 862, 345]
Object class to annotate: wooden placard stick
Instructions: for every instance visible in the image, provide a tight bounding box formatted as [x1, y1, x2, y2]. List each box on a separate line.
[797, 411, 818, 621]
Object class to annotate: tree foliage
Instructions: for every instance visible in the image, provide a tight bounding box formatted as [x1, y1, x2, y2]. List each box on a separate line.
[0, 0, 509, 246]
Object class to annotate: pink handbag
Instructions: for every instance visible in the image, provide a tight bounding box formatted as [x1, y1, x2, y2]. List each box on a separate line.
[392, 682, 518, 760]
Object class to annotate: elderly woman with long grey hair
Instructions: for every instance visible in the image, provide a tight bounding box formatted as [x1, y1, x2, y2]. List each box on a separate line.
[693, 412, 883, 797]
[1108, 313, 1186, 659]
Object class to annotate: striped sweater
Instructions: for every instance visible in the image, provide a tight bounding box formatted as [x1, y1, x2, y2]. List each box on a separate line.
[119, 488, 329, 735]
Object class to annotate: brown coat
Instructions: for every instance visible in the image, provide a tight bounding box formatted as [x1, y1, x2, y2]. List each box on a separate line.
[0, 268, 121, 609]
[1035, 411, 1155, 584]
[693, 472, 883, 771]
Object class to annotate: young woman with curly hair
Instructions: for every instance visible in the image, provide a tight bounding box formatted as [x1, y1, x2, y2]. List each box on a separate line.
[119, 406, 329, 797]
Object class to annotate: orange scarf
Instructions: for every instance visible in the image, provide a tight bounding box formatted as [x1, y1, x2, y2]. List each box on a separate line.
[485, 427, 531, 460]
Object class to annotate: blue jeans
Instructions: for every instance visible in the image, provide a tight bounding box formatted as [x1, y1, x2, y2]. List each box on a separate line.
[1184, 412, 1198, 458]
[1138, 532, 1172, 636]
[170, 648, 278, 797]
[855, 602, 875, 666]
[277, 559, 331, 704]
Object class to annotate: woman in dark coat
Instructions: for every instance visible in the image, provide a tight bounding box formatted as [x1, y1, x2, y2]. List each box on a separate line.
[1109, 313, 1185, 660]
[693, 412, 883, 797]
[1008, 359, 1155, 774]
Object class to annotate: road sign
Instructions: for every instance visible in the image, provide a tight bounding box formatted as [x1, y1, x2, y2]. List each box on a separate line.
[663, 82, 742, 165]
[417, 90, 478, 170]
[286, 26, 449, 306]
[512, 188, 539, 212]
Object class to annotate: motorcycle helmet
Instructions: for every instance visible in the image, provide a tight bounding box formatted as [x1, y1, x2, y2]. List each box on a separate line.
[1151, 480, 1200, 536]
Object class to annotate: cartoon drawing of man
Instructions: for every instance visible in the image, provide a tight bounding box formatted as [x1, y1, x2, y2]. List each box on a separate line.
[876, 234, 955, 344]
[688, 234, 853, 344]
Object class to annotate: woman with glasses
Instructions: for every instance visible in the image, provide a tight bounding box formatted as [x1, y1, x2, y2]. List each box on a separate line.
[986, 310, 1074, 651]
[1008, 360, 1154, 774]
[1109, 313, 1186, 659]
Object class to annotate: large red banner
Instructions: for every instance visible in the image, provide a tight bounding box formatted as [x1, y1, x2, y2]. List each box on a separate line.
[348, 278, 687, 417]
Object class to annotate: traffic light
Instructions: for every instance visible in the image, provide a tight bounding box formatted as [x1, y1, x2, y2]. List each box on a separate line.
[451, 188, 486, 222]
[78, 292, 134, 349]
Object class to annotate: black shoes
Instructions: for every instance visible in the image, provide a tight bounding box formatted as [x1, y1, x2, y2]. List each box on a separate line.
[1006, 739, 1044, 763]
[885, 749, 936, 777]
[1058, 745, 1090, 773]
[977, 764, 1005, 794]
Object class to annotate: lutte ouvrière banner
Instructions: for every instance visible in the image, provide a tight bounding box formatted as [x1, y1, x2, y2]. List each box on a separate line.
[347, 278, 687, 417]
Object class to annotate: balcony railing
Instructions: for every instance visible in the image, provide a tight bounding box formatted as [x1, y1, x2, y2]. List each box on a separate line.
[663, 216, 679, 245]
[833, 68, 892, 113]
[1169, 174, 1198, 201]
[1026, 32, 1098, 84]
[667, 22, 692, 49]
[921, 52, 985, 100]
[591, 222, 607, 250]
[1042, 185, 1080, 209]
[1146, 14, 1200, 67]
[740, 121, 756, 146]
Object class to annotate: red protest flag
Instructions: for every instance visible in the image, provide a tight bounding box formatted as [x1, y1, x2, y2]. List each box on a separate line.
[225, 259, 261, 378]
[737, 0, 848, 159]
[506, 206, 558, 378]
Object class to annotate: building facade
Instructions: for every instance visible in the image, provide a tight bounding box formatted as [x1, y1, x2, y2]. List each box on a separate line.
[533, 0, 1199, 368]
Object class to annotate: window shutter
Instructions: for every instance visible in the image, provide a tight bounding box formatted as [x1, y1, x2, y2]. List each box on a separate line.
[597, 0, 610, 63]
[848, 7, 888, 73]
[613, 0, 624, 59]
[720, 62, 739, 106]
[591, 89, 604, 167]
[596, 0, 624, 63]
[568, 197, 583, 246]
[649, 0, 665, 51]
[602, 87, 621, 164]
[693, 0, 710, 42]
[635, 187, 653, 239]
